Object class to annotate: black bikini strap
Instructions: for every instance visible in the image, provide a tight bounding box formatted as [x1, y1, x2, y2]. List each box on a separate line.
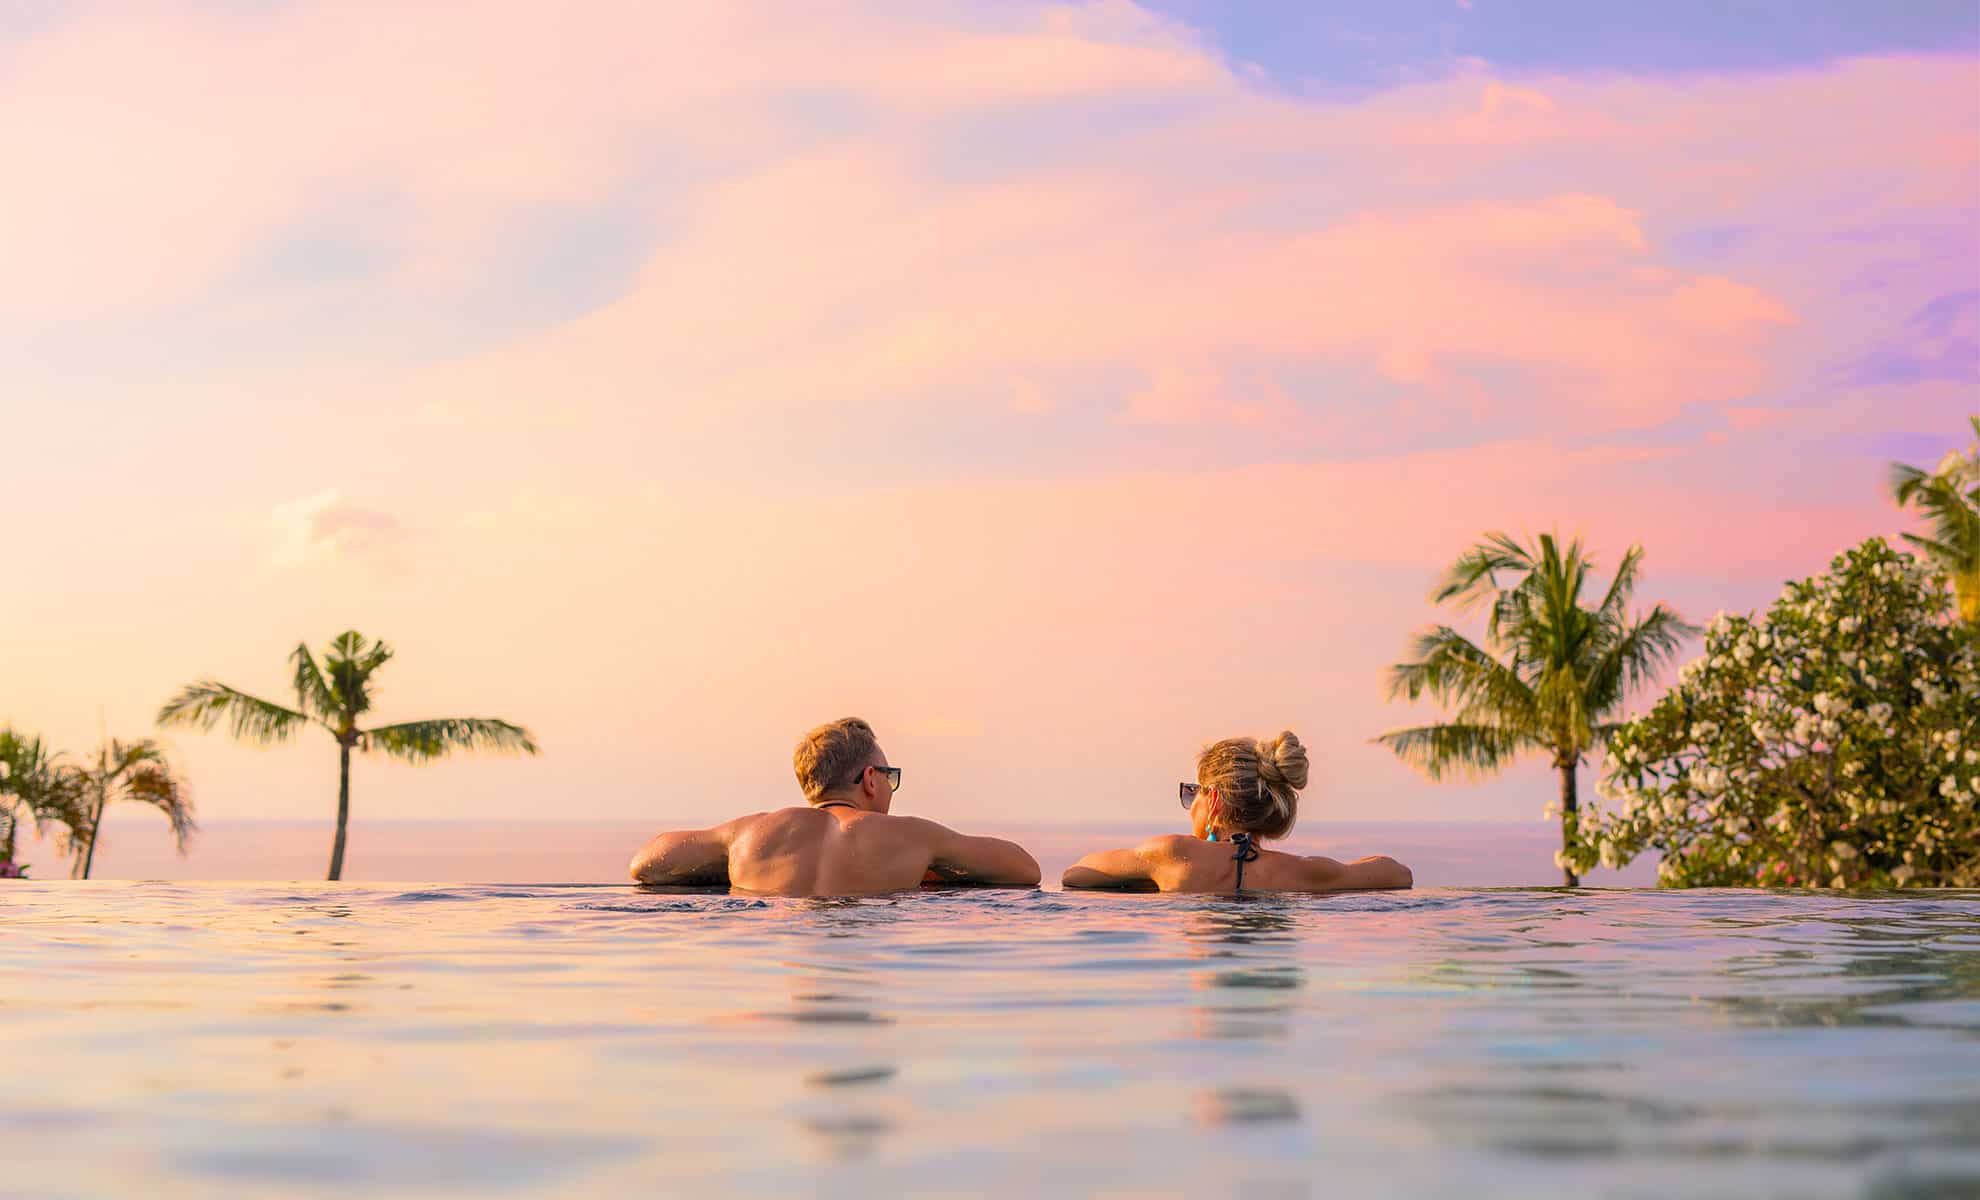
[1230, 832, 1260, 893]
[815, 801, 857, 811]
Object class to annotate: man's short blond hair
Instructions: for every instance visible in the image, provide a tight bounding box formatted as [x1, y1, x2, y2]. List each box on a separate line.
[793, 717, 880, 803]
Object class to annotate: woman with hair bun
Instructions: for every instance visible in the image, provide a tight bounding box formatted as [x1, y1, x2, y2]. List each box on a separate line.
[1062, 731, 1412, 894]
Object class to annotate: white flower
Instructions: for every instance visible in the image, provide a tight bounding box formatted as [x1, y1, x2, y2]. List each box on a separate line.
[1830, 841, 1859, 861]
[1942, 777, 1959, 798]
[1839, 616, 1861, 635]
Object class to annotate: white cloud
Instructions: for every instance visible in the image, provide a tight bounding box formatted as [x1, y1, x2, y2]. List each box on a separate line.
[267, 490, 405, 572]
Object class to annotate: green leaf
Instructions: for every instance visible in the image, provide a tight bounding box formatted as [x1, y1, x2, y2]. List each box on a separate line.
[362, 718, 540, 764]
[156, 682, 309, 745]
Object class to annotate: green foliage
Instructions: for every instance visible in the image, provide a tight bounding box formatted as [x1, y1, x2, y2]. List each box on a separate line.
[1568, 539, 1979, 888]
[156, 682, 308, 744]
[0, 729, 195, 878]
[1378, 532, 1694, 883]
[1382, 535, 1693, 772]
[156, 630, 539, 880]
[366, 719, 539, 763]
[1889, 415, 1980, 626]
[0, 728, 85, 872]
[1381, 538, 1681, 750]
[68, 738, 195, 879]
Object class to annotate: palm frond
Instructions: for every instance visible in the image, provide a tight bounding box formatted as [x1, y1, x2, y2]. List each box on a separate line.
[107, 738, 167, 776]
[1432, 532, 1534, 611]
[121, 764, 196, 853]
[1374, 721, 1536, 782]
[323, 632, 393, 720]
[290, 643, 340, 722]
[1583, 603, 1698, 715]
[1594, 544, 1645, 629]
[363, 718, 540, 764]
[156, 682, 309, 745]
[1889, 460, 1932, 507]
[1384, 626, 1541, 728]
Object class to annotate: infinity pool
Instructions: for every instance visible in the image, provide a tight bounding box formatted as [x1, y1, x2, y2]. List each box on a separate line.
[4, 884, 1978, 1198]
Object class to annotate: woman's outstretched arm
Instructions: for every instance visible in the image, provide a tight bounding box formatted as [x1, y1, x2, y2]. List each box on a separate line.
[1062, 846, 1159, 891]
[1296, 854, 1413, 891]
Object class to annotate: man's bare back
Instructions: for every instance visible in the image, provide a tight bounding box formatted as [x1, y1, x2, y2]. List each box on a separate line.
[630, 717, 1039, 896]
[629, 804, 1040, 897]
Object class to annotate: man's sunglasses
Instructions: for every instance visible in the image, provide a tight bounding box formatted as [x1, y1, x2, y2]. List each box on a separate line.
[868, 765, 903, 791]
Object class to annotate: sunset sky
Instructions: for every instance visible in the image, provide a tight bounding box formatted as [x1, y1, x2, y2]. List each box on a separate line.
[4, 2, 1975, 841]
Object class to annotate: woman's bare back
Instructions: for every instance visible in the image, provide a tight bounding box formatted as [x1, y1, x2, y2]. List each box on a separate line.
[1065, 834, 1413, 894]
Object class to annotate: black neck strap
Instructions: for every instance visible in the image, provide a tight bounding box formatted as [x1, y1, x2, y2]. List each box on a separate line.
[1230, 832, 1260, 893]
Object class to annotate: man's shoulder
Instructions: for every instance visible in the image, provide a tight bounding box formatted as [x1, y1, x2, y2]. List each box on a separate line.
[859, 813, 952, 837]
[725, 807, 825, 831]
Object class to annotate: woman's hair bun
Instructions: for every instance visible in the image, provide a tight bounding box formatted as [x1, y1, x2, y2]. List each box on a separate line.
[1255, 730, 1309, 792]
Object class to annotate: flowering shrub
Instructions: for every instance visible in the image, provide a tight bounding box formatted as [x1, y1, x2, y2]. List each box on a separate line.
[1567, 539, 1979, 888]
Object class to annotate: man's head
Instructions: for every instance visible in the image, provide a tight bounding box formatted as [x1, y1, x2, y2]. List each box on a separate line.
[793, 717, 897, 812]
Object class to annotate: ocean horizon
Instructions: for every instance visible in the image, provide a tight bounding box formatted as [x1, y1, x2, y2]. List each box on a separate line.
[17, 815, 1659, 888]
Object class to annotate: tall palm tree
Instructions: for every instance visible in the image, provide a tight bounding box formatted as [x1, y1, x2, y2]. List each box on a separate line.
[157, 631, 539, 881]
[1890, 415, 1979, 626]
[0, 728, 84, 877]
[68, 738, 196, 880]
[1376, 533, 1695, 886]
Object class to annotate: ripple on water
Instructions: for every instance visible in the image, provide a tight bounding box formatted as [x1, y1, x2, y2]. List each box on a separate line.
[0, 885, 1974, 1197]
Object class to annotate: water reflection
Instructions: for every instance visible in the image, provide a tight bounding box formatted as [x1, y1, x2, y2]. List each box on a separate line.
[1181, 904, 1304, 1041]
[1197, 1086, 1301, 1126]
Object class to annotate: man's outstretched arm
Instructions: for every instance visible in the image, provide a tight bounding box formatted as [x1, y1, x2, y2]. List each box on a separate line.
[629, 822, 735, 886]
[914, 820, 1041, 887]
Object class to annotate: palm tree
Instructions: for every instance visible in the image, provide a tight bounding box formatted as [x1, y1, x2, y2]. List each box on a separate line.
[68, 738, 196, 880]
[1890, 415, 1979, 626]
[1376, 533, 1695, 886]
[0, 728, 84, 877]
[157, 631, 539, 880]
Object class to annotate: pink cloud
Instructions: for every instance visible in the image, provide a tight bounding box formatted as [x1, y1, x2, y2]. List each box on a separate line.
[4, 4, 1971, 831]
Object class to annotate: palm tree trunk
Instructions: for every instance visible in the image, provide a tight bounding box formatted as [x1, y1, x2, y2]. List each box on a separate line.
[78, 792, 105, 880]
[1558, 761, 1580, 888]
[327, 741, 351, 881]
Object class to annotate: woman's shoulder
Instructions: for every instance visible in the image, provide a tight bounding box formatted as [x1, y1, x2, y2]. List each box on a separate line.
[1136, 834, 1203, 860]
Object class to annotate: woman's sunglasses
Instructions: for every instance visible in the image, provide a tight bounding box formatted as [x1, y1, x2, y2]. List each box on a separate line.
[1179, 782, 1203, 810]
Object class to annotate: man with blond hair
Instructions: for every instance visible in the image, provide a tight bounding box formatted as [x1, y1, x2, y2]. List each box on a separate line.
[629, 717, 1040, 896]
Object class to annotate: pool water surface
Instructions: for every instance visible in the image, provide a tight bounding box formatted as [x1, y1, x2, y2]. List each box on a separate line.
[3, 884, 1977, 1198]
